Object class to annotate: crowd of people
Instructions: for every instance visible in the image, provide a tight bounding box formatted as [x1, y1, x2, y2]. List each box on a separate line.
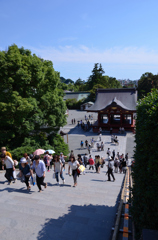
[0, 135, 129, 192]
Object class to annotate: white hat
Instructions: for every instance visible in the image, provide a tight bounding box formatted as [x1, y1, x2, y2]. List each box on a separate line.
[20, 157, 27, 163]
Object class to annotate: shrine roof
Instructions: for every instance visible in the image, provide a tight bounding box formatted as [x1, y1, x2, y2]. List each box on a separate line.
[87, 88, 137, 112]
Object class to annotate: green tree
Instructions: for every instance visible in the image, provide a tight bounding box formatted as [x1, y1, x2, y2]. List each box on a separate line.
[87, 63, 105, 89]
[0, 44, 67, 149]
[74, 78, 87, 91]
[65, 78, 74, 84]
[132, 89, 158, 238]
[88, 84, 105, 102]
[137, 72, 158, 99]
[108, 77, 122, 88]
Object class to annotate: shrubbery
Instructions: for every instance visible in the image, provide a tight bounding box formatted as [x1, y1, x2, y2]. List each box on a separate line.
[10, 134, 69, 160]
[65, 98, 85, 109]
[132, 89, 158, 238]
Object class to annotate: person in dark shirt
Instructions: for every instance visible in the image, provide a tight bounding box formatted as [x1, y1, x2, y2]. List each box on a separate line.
[19, 158, 32, 190]
[122, 158, 127, 173]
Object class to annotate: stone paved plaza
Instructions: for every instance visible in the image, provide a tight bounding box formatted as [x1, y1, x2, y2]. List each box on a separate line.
[0, 110, 135, 240]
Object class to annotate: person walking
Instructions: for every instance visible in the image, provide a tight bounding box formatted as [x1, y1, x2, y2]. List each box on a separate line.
[77, 154, 85, 175]
[32, 155, 47, 192]
[80, 140, 84, 149]
[119, 159, 123, 173]
[114, 157, 119, 173]
[101, 142, 104, 151]
[83, 153, 88, 168]
[99, 133, 102, 141]
[23, 153, 32, 166]
[1, 147, 12, 158]
[101, 156, 105, 168]
[107, 157, 115, 181]
[88, 144, 91, 154]
[68, 156, 80, 187]
[0, 153, 15, 184]
[89, 155, 95, 170]
[59, 152, 67, 170]
[122, 158, 127, 173]
[117, 152, 120, 159]
[77, 154, 83, 165]
[95, 155, 102, 173]
[107, 148, 111, 158]
[53, 155, 65, 185]
[19, 158, 33, 190]
[69, 150, 74, 158]
[43, 151, 52, 172]
[85, 140, 88, 148]
[125, 153, 128, 165]
[112, 150, 115, 159]
[91, 137, 94, 147]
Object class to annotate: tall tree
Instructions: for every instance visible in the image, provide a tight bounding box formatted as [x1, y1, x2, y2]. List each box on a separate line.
[0, 44, 67, 149]
[87, 63, 105, 89]
[138, 72, 158, 99]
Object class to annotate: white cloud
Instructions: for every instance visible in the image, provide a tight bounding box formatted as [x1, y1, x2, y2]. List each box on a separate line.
[30, 45, 158, 65]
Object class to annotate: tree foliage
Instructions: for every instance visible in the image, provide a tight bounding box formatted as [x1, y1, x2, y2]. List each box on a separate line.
[132, 89, 158, 238]
[137, 72, 158, 99]
[86, 64, 121, 93]
[87, 63, 105, 89]
[65, 98, 85, 109]
[0, 44, 67, 150]
[60, 76, 74, 84]
[10, 134, 69, 160]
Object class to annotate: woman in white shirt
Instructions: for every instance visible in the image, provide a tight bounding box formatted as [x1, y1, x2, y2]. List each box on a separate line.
[53, 155, 65, 185]
[68, 156, 80, 187]
[0, 153, 15, 184]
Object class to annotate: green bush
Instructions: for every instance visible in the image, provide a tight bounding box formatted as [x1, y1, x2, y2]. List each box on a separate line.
[132, 89, 158, 239]
[11, 134, 69, 161]
[65, 98, 86, 109]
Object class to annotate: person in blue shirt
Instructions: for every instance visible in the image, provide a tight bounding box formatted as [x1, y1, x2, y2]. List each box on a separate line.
[19, 158, 32, 190]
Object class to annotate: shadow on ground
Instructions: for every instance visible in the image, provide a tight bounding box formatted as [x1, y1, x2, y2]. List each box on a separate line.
[0, 187, 34, 194]
[36, 176, 125, 240]
[37, 204, 115, 240]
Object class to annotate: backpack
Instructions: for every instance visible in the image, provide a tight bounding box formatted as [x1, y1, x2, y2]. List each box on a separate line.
[44, 155, 48, 165]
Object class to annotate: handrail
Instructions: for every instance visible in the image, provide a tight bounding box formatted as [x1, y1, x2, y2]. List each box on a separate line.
[111, 168, 129, 240]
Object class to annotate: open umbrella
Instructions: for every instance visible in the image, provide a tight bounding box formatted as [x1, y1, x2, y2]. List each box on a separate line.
[45, 149, 55, 154]
[33, 149, 45, 155]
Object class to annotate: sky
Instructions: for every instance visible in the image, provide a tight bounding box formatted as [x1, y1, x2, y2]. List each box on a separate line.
[1, 0, 158, 81]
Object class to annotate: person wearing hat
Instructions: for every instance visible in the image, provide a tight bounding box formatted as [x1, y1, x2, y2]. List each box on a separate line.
[1, 147, 12, 170]
[107, 157, 115, 181]
[19, 158, 33, 190]
[32, 155, 47, 192]
[0, 153, 15, 184]
[1, 147, 12, 159]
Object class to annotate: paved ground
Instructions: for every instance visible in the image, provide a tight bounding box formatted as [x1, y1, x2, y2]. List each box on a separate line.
[0, 110, 135, 240]
[0, 166, 125, 240]
[61, 110, 134, 160]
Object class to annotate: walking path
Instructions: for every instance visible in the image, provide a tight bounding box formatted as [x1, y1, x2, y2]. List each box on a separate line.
[0, 164, 125, 240]
[0, 110, 135, 240]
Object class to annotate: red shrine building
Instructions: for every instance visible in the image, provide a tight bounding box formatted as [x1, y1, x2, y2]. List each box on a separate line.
[87, 88, 137, 133]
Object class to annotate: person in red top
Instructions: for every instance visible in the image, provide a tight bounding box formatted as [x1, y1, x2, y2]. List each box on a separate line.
[89, 155, 95, 170]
